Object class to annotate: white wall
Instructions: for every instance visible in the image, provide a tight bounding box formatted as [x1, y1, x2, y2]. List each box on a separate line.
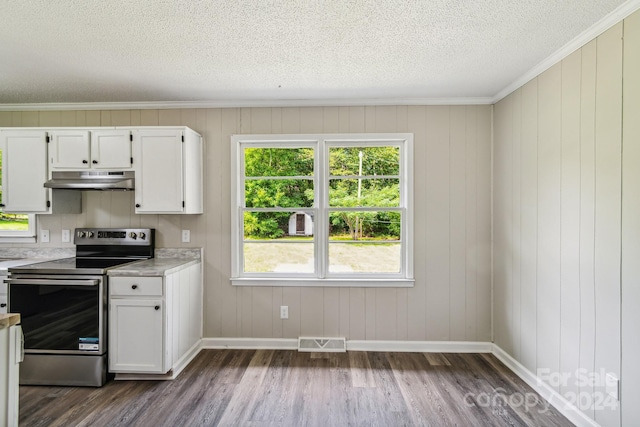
[621, 9, 640, 427]
[0, 105, 492, 343]
[494, 10, 640, 427]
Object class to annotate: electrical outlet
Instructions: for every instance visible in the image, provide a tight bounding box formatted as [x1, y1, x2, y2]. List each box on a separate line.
[280, 305, 289, 319]
[41, 229, 50, 243]
[181, 229, 191, 243]
[61, 229, 70, 243]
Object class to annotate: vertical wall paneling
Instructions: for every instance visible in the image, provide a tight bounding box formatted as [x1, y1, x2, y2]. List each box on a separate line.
[593, 23, 623, 427]
[493, 94, 512, 353]
[510, 88, 522, 361]
[406, 106, 428, 341]
[621, 9, 640, 427]
[339, 288, 350, 338]
[0, 112, 12, 126]
[323, 288, 340, 337]
[578, 39, 597, 421]
[1, 105, 492, 348]
[364, 288, 376, 340]
[219, 108, 239, 337]
[465, 106, 478, 341]
[519, 79, 539, 372]
[559, 49, 582, 400]
[476, 106, 493, 342]
[449, 106, 467, 341]
[252, 287, 273, 338]
[300, 288, 324, 336]
[348, 287, 366, 340]
[425, 106, 451, 340]
[492, 16, 632, 427]
[536, 62, 562, 391]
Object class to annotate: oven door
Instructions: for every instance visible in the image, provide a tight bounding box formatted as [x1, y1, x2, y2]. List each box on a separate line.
[7, 274, 106, 355]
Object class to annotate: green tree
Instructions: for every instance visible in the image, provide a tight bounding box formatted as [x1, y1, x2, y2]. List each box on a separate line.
[328, 147, 400, 240]
[243, 145, 401, 240]
[244, 147, 314, 239]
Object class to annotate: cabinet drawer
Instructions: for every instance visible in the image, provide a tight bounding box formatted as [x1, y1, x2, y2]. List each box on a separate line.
[110, 276, 163, 296]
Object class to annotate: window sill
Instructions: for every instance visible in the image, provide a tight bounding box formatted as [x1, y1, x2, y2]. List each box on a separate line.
[231, 277, 415, 288]
[0, 236, 36, 243]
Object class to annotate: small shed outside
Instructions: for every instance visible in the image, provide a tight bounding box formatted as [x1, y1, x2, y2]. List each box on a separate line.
[288, 212, 313, 236]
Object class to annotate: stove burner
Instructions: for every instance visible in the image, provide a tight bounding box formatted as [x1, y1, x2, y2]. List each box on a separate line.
[9, 228, 155, 275]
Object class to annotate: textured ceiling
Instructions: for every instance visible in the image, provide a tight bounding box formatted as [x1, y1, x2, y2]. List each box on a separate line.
[0, 0, 630, 105]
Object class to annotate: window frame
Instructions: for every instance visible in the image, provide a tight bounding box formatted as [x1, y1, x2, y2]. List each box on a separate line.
[0, 213, 36, 242]
[231, 133, 414, 287]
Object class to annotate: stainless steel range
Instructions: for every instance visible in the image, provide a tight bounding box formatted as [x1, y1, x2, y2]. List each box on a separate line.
[7, 228, 155, 387]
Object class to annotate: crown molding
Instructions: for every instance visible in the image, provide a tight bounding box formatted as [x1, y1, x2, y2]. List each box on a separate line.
[492, 0, 640, 103]
[0, 97, 494, 111]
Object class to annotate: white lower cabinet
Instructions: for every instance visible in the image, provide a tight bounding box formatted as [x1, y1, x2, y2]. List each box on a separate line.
[0, 323, 22, 427]
[0, 280, 7, 314]
[108, 262, 202, 378]
[109, 298, 164, 373]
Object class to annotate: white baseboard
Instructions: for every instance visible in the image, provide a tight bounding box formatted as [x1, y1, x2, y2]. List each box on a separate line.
[171, 340, 203, 378]
[201, 337, 299, 350]
[201, 337, 492, 353]
[491, 344, 600, 427]
[346, 340, 492, 353]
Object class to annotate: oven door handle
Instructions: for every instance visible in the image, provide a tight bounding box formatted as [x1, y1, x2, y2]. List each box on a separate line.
[5, 279, 100, 286]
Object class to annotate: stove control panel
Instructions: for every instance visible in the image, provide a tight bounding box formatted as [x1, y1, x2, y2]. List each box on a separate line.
[75, 228, 155, 245]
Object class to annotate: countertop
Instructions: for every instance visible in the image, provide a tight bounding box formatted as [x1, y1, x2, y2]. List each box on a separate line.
[0, 313, 20, 330]
[0, 258, 50, 274]
[108, 258, 200, 277]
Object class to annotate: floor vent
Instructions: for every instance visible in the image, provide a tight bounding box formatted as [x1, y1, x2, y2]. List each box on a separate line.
[298, 337, 347, 352]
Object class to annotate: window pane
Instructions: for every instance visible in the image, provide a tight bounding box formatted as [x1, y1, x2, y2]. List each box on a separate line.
[329, 211, 400, 241]
[329, 146, 399, 176]
[329, 242, 401, 273]
[244, 211, 314, 239]
[0, 150, 30, 232]
[244, 242, 314, 273]
[0, 213, 29, 231]
[245, 179, 314, 208]
[329, 178, 399, 207]
[245, 147, 314, 177]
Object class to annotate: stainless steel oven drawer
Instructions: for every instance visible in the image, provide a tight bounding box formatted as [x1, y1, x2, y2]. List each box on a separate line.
[110, 276, 163, 296]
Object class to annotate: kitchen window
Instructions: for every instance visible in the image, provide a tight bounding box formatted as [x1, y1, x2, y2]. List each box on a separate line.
[0, 150, 36, 242]
[231, 133, 414, 287]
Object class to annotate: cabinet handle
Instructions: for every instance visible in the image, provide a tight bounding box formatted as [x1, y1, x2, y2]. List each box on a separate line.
[0, 303, 6, 308]
[92, 160, 98, 164]
[0, 204, 4, 208]
[131, 284, 138, 289]
[82, 160, 88, 164]
[135, 204, 141, 208]
[154, 305, 160, 311]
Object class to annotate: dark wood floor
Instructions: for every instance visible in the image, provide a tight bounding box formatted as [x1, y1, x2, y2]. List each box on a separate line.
[20, 350, 574, 426]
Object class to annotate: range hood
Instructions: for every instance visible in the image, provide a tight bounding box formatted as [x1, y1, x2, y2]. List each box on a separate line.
[44, 171, 135, 191]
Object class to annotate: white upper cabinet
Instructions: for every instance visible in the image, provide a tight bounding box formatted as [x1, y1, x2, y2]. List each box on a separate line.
[49, 130, 91, 169]
[133, 128, 203, 214]
[0, 126, 202, 215]
[50, 129, 132, 170]
[0, 130, 50, 213]
[90, 130, 133, 169]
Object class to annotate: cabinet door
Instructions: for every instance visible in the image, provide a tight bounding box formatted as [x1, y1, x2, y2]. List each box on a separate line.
[50, 130, 91, 169]
[0, 325, 21, 427]
[91, 130, 132, 169]
[0, 130, 50, 213]
[133, 129, 183, 213]
[109, 299, 165, 373]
